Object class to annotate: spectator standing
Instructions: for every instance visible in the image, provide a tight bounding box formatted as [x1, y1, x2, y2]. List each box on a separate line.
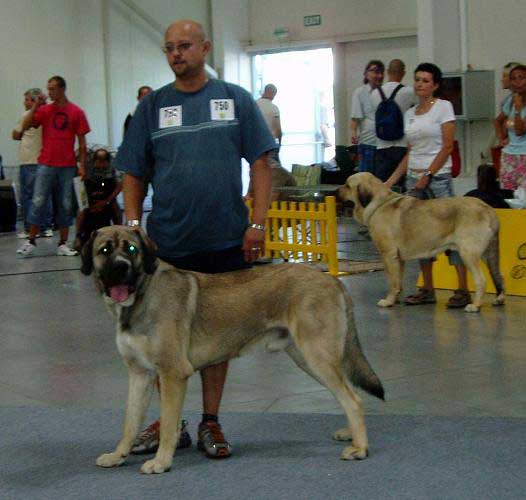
[386, 62, 460, 306]
[12, 88, 54, 239]
[370, 59, 416, 184]
[17, 76, 90, 257]
[351, 60, 384, 173]
[492, 62, 521, 175]
[495, 64, 526, 193]
[256, 83, 282, 167]
[115, 19, 274, 461]
[123, 85, 153, 135]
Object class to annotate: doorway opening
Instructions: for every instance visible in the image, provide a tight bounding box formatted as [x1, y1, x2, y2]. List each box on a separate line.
[252, 48, 334, 170]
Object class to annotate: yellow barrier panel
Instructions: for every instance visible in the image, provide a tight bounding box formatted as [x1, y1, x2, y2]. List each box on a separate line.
[417, 209, 526, 296]
[246, 196, 341, 276]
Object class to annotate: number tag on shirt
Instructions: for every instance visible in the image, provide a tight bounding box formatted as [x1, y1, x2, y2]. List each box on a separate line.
[159, 106, 182, 128]
[210, 99, 235, 120]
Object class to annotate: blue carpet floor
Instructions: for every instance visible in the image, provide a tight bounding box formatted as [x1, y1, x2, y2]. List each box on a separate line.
[0, 407, 523, 499]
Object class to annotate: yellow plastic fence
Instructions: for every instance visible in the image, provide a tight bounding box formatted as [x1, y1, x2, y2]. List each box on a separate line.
[246, 196, 341, 276]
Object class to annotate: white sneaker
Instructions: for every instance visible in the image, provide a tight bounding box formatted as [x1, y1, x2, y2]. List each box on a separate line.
[42, 229, 54, 237]
[57, 244, 78, 256]
[17, 241, 36, 256]
[17, 231, 30, 239]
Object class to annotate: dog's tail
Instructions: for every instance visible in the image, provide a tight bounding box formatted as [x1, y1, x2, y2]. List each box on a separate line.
[482, 220, 505, 302]
[343, 299, 385, 400]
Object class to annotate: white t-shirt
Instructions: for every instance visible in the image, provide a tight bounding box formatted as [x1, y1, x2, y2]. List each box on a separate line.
[15, 110, 42, 165]
[350, 84, 377, 146]
[256, 97, 281, 141]
[370, 82, 416, 149]
[405, 98, 455, 176]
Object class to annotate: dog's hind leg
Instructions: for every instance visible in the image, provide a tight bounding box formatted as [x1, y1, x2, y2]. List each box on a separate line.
[288, 341, 369, 460]
[141, 370, 188, 474]
[97, 366, 156, 468]
[482, 235, 505, 306]
[460, 251, 486, 312]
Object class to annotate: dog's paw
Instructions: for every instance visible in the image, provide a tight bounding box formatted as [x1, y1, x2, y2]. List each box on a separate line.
[96, 452, 126, 468]
[140, 458, 172, 474]
[340, 445, 368, 460]
[464, 304, 480, 313]
[333, 428, 353, 441]
[377, 298, 395, 308]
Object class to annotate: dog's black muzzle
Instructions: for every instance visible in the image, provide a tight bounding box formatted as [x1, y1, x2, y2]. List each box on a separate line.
[99, 257, 139, 297]
[336, 187, 355, 216]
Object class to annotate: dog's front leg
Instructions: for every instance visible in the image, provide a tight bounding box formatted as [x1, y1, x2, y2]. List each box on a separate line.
[378, 253, 402, 307]
[96, 366, 155, 468]
[141, 370, 188, 474]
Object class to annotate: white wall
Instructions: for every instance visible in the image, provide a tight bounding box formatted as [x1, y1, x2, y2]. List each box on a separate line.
[211, 0, 251, 88]
[249, 0, 417, 45]
[1, 0, 82, 166]
[467, 0, 526, 110]
[0, 0, 210, 167]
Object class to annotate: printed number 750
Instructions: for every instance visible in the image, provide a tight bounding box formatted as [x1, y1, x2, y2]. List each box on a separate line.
[215, 101, 229, 111]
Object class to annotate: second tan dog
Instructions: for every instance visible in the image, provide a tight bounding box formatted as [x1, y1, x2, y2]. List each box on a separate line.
[339, 172, 505, 312]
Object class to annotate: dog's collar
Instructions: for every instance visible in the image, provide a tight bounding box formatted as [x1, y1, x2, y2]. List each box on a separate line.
[363, 194, 405, 225]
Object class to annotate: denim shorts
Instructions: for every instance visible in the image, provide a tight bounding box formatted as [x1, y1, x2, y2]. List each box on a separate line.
[406, 173, 454, 198]
[406, 173, 462, 266]
[28, 165, 77, 228]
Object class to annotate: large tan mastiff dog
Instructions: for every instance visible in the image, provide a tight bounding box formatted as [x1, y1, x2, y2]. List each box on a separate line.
[339, 172, 505, 312]
[81, 226, 384, 474]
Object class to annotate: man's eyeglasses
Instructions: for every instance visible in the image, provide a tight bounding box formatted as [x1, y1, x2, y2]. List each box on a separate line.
[162, 42, 195, 54]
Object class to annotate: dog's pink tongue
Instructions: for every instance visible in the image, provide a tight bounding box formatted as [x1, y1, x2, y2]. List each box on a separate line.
[109, 285, 130, 303]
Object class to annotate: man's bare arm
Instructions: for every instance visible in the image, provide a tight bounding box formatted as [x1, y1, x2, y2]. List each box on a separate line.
[123, 173, 145, 222]
[77, 135, 87, 179]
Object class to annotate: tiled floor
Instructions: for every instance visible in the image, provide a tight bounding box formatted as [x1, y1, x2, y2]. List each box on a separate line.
[1, 220, 525, 426]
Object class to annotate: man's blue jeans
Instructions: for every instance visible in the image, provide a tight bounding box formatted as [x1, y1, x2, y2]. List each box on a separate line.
[19, 164, 53, 230]
[28, 165, 76, 229]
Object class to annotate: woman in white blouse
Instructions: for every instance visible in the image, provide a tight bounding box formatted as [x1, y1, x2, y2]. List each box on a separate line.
[386, 63, 467, 307]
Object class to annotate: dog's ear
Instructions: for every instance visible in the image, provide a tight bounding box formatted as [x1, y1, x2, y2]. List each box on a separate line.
[134, 228, 158, 274]
[357, 185, 373, 208]
[80, 230, 97, 275]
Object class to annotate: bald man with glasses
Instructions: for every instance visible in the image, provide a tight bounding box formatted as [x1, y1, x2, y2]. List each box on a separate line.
[112, 19, 276, 466]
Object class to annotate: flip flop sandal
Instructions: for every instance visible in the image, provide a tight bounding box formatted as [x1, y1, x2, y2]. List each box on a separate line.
[404, 289, 436, 305]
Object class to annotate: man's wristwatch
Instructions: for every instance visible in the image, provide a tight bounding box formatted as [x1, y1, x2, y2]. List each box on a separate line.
[249, 223, 266, 232]
[126, 219, 141, 227]
[423, 170, 433, 178]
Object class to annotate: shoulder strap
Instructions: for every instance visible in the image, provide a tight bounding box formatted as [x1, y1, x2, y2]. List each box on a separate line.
[378, 87, 387, 101]
[389, 84, 404, 100]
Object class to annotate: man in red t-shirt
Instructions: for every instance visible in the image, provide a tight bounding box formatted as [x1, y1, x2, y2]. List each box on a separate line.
[17, 76, 90, 257]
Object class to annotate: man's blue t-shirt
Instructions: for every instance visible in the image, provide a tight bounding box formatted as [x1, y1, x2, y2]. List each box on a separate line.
[115, 79, 276, 259]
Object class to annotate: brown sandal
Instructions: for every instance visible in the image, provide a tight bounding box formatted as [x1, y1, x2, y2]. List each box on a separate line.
[446, 289, 471, 309]
[404, 288, 436, 305]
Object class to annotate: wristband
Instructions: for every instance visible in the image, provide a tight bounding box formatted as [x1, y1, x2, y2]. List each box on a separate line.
[126, 219, 141, 227]
[249, 223, 266, 232]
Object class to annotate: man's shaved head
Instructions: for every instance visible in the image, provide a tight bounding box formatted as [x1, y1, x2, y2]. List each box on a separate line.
[165, 19, 207, 42]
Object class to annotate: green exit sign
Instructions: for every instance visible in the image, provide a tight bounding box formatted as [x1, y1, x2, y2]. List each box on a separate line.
[304, 15, 321, 27]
